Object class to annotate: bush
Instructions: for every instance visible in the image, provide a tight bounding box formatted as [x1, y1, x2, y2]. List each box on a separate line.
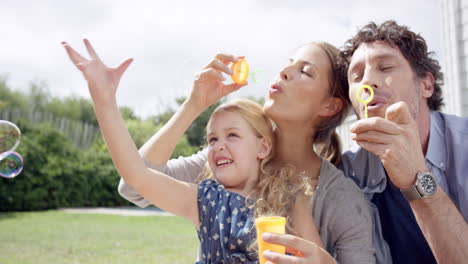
[0, 119, 130, 211]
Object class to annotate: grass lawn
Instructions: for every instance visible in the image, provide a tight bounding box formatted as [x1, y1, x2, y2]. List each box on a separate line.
[0, 210, 199, 264]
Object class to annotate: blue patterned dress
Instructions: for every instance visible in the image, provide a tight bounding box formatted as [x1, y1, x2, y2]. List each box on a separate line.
[196, 179, 258, 264]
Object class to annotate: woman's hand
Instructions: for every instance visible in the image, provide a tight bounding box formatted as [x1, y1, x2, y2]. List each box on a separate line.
[62, 39, 133, 105]
[187, 53, 247, 110]
[262, 233, 336, 264]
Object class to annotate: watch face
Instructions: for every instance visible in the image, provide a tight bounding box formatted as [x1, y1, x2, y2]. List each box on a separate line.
[419, 173, 437, 195]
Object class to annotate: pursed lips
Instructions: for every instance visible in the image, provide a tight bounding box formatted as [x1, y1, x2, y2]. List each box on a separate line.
[361, 93, 389, 112]
[270, 83, 283, 93]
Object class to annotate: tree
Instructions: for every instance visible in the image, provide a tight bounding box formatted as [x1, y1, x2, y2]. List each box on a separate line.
[183, 97, 223, 148]
[0, 75, 29, 111]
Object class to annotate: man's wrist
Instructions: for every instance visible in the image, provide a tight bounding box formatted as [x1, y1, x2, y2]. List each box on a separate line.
[408, 188, 446, 220]
[401, 170, 437, 201]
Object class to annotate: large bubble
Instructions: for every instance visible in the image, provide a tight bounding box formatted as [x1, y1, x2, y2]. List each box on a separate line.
[0, 120, 21, 160]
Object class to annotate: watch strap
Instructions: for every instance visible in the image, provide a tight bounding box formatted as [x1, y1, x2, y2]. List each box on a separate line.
[401, 185, 422, 201]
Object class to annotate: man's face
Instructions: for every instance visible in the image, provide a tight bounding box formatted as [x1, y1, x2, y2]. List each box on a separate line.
[347, 41, 431, 120]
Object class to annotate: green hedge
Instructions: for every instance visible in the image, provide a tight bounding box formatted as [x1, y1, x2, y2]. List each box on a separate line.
[0, 119, 131, 211]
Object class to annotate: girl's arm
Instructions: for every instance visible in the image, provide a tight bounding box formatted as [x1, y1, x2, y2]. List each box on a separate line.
[93, 98, 200, 224]
[118, 149, 208, 208]
[62, 39, 246, 225]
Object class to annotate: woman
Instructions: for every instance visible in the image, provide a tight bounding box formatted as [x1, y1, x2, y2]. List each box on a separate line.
[119, 42, 380, 263]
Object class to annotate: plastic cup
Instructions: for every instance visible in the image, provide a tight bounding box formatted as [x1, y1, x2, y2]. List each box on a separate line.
[255, 216, 286, 264]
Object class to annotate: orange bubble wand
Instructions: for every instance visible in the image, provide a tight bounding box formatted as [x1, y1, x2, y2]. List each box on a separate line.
[231, 56, 250, 84]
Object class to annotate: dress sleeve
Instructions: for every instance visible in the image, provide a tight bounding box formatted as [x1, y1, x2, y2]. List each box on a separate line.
[197, 179, 222, 227]
[118, 149, 208, 207]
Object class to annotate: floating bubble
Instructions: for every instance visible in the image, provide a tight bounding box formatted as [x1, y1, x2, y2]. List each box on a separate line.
[0, 151, 23, 178]
[250, 69, 265, 83]
[0, 120, 21, 160]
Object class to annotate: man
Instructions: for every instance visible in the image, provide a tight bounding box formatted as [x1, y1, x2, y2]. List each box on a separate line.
[263, 20, 468, 264]
[342, 20, 468, 264]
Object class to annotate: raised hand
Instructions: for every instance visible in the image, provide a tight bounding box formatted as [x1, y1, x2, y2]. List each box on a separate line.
[188, 53, 248, 110]
[350, 101, 428, 189]
[62, 39, 133, 105]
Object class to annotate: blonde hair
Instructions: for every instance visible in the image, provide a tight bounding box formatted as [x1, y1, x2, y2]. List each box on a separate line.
[196, 98, 315, 252]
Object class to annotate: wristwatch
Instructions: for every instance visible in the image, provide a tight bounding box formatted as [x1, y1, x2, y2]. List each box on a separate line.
[400, 171, 437, 201]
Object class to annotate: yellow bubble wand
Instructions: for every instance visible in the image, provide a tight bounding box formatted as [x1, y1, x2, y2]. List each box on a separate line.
[356, 85, 375, 119]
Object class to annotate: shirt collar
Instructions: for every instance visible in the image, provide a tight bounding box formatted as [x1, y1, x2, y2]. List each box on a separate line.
[426, 111, 447, 172]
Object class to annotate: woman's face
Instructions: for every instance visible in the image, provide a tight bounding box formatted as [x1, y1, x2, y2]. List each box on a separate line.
[264, 44, 334, 127]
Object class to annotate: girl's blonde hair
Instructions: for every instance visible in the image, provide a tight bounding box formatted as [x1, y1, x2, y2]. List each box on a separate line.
[196, 98, 315, 251]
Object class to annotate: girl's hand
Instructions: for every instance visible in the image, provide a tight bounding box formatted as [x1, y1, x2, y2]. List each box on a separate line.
[187, 53, 248, 110]
[62, 39, 133, 105]
[262, 233, 336, 264]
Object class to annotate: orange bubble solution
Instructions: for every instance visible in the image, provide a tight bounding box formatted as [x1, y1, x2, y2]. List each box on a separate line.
[255, 216, 286, 264]
[231, 56, 249, 84]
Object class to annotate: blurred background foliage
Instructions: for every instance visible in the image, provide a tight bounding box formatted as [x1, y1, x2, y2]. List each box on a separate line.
[0, 76, 259, 211]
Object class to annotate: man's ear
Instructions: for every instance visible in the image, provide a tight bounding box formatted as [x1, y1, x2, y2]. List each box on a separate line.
[319, 97, 343, 117]
[420, 72, 435, 99]
[257, 138, 272, 160]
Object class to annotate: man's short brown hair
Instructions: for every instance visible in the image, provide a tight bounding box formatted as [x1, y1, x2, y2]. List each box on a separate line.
[342, 20, 444, 111]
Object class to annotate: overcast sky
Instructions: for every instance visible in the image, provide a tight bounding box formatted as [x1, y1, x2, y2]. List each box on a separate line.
[0, 0, 444, 118]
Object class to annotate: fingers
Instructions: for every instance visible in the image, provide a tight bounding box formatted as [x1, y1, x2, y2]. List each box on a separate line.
[355, 140, 389, 157]
[351, 130, 393, 145]
[83, 38, 101, 60]
[350, 117, 402, 135]
[263, 250, 301, 264]
[197, 68, 226, 82]
[76, 63, 85, 72]
[116, 58, 134, 77]
[61, 41, 87, 66]
[222, 81, 247, 94]
[262, 233, 312, 256]
[385, 101, 414, 125]
[214, 53, 238, 65]
[203, 58, 233, 75]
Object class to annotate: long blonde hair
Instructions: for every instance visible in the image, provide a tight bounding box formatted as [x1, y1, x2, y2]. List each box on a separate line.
[196, 98, 315, 251]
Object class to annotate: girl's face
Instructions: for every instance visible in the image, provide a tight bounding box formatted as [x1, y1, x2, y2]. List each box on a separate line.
[206, 111, 270, 192]
[264, 44, 335, 127]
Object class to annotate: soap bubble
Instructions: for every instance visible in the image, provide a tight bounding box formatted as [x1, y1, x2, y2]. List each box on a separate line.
[0, 120, 23, 178]
[0, 151, 23, 178]
[250, 69, 265, 83]
[0, 120, 21, 160]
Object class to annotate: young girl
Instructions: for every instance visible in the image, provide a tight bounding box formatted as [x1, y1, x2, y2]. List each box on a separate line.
[62, 39, 330, 263]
